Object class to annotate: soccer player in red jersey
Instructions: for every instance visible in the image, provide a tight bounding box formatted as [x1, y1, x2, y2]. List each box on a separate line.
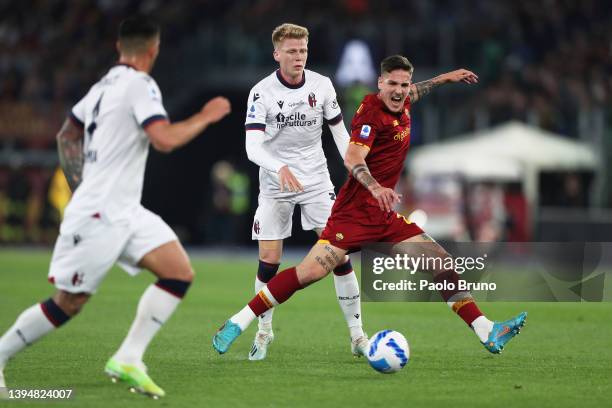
[213, 55, 526, 356]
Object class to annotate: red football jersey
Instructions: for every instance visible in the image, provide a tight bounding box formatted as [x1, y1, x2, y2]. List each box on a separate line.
[332, 93, 412, 224]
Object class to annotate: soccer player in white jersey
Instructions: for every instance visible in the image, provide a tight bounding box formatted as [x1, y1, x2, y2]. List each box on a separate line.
[242, 23, 367, 361]
[0, 16, 230, 399]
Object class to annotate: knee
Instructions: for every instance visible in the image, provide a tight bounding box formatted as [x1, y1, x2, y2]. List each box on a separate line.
[297, 263, 328, 286]
[53, 291, 90, 316]
[176, 264, 195, 283]
[259, 249, 282, 265]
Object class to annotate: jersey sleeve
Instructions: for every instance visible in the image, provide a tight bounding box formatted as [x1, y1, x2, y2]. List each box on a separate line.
[244, 86, 267, 131]
[128, 76, 169, 129]
[69, 96, 87, 129]
[323, 78, 343, 125]
[349, 104, 378, 150]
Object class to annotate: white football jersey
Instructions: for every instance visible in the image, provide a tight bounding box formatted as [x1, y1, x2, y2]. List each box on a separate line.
[245, 69, 343, 194]
[63, 64, 167, 228]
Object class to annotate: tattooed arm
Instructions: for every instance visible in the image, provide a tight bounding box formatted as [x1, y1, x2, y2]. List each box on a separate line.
[344, 143, 401, 212]
[57, 118, 85, 192]
[408, 69, 479, 103]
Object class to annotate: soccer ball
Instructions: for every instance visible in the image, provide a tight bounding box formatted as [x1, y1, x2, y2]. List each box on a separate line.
[366, 330, 410, 373]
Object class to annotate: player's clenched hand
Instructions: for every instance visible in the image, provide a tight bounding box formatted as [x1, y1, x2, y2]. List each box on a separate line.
[441, 69, 478, 84]
[278, 165, 304, 193]
[369, 184, 401, 212]
[200, 96, 231, 124]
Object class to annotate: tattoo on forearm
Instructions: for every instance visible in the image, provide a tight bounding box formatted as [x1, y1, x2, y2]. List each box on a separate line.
[410, 76, 443, 102]
[57, 122, 84, 191]
[352, 163, 378, 189]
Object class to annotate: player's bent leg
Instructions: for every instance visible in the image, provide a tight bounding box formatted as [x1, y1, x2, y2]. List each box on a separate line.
[296, 241, 346, 286]
[52, 290, 91, 316]
[108, 240, 192, 397]
[249, 240, 282, 361]
[213, 242, 348, 355]
[394, 234, 527, 353]
[0, 289, 87, 389]
[138, 240, 194, 282]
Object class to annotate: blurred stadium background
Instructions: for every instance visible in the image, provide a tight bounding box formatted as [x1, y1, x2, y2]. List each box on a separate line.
[1, 0, 611, 247]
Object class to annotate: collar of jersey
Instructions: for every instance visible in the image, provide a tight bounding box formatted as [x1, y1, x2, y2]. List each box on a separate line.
[276, 69, 306, 89]
[114, 62, 138, 70]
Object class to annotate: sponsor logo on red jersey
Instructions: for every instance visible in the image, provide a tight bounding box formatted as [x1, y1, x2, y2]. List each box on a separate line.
[394, 128, 410, 142]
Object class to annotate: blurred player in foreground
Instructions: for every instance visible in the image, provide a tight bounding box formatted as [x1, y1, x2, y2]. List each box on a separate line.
[0, 16, 230, 399]
[214, 55, 526, 356]
[243, 23, 367, 360]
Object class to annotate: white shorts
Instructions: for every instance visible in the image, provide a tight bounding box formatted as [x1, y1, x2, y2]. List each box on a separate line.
[48, 206, 177, 294]
[252, 188, 336, 240]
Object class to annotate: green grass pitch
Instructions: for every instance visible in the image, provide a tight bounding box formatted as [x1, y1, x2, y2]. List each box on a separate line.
[1, 249, 611, 407]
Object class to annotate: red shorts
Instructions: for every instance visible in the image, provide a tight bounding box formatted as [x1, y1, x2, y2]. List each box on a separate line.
[319, 209, 424, 253]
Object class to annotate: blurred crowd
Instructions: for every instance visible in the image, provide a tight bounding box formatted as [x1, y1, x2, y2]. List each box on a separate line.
[0, 0, 610, 243]
[2, 1, 610, 139]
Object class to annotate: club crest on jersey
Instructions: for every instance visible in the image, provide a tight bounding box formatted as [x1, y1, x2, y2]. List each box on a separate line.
[277, 100, 284, 109]
[253, 220, 261, 235]
[359, 125, 371, 139]
[308, 92, 317, 107]
[71, 271, 84, 287]
[335, 232, 344, 241]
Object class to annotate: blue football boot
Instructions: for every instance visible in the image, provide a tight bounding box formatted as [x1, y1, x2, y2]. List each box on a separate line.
[213, 320, 242, 354]
[482, 312, 527, 354]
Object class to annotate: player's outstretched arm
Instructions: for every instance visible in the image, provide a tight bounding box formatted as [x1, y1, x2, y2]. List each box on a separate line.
[146, 96, 231, 153]
[57, 118, 84, 192]
[344, 143, 401, 212]
[408, 69, 478, 103]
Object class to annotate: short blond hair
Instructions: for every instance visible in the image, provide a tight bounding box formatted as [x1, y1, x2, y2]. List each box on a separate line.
[272, 23, 309, 49]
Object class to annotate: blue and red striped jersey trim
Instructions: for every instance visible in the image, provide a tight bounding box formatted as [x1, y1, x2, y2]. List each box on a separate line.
[327, 113, 343, 125]
[69, 112, 84, 129]
[141, 114, 168, 129]
[245, 123, 266, 131]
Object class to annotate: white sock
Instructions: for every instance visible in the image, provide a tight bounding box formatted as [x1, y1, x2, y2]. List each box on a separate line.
[0, 304, 56, 367]
[471, 315, 494, 342]
[255, 277, 274, 332]
[113, 285, 181, 364]
[230, 306, 257, 332]
[333, 270, 364, 341]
